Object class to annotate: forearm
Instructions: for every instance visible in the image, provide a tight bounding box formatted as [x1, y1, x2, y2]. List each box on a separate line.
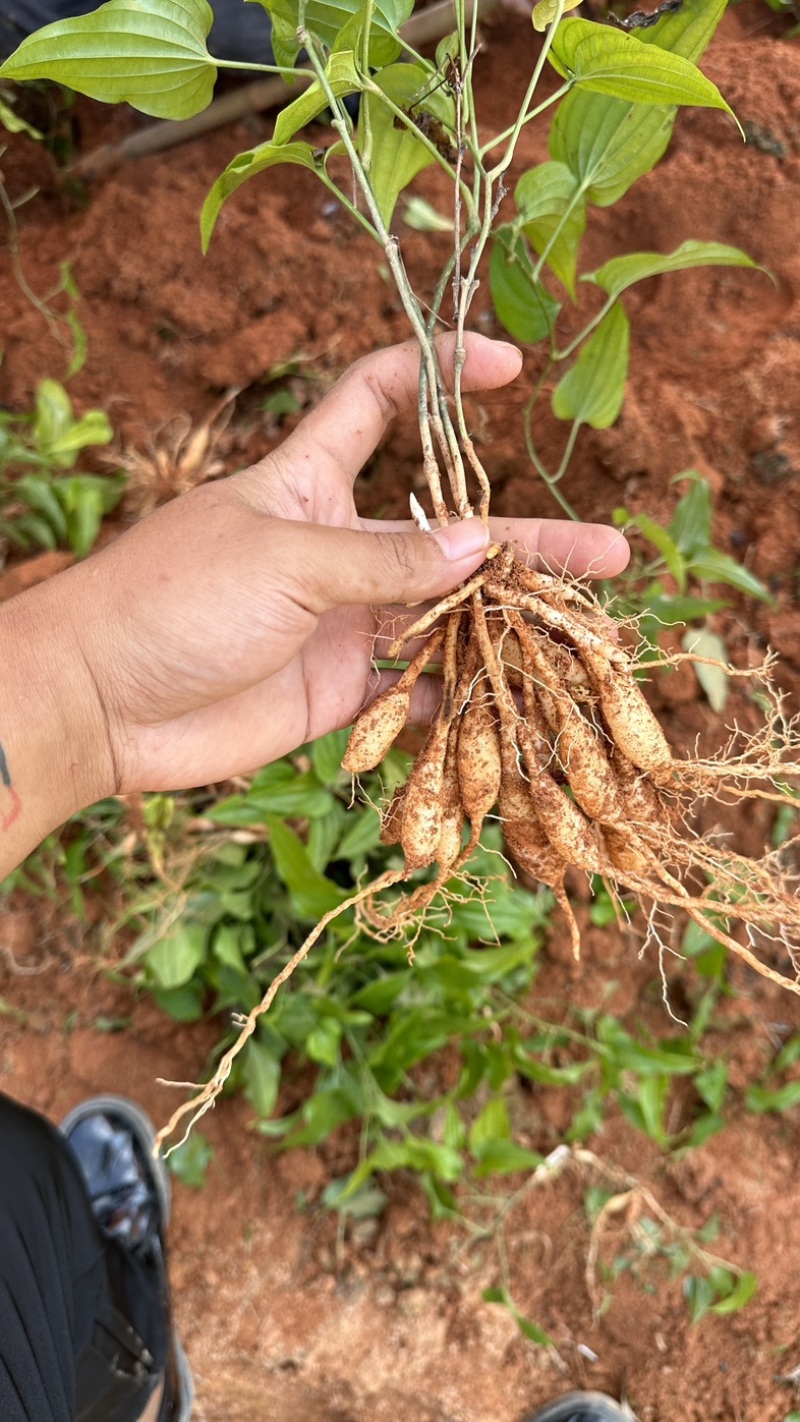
[0, 579, 111, 880]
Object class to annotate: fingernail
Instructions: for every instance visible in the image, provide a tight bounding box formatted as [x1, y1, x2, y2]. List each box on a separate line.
[432, 519, 491, 562]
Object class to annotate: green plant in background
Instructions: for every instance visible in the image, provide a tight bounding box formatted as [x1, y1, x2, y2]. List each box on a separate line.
[609, 473, 772, 708]
[0, 377, 124, 556]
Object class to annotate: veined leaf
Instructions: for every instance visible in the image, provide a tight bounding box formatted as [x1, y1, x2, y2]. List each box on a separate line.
[0, 0, 217, 121]
[265, 814, 346, 918]
[256, 0, 413, 69]
[585, 240, 759, 300]
[549, 0, 729, 206]
[687, 548, 771, 601]
[549, 86, 677, 207]
[549, 18, 738, 124]
[272, 50, 363, 145]
[363, 64, 454, 228]
[514, 162, 587, 299]
[489, 229, 560, 344]
[668, 473, 713, 556]
[552, 302, 629, 428]
[332, 0, 406, 67]
[202, 142, 322, 251]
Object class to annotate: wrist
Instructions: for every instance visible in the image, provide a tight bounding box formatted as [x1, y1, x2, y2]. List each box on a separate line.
[0, 572, 116, 877]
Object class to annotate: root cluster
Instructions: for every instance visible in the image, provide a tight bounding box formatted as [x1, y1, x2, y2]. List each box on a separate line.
[344, 543, 800, 994]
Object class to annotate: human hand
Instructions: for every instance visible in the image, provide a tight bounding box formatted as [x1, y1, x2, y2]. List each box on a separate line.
[0, 334, 629, 837]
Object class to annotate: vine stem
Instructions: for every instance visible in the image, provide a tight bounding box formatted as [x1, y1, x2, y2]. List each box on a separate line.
[301, 30, 466, 523]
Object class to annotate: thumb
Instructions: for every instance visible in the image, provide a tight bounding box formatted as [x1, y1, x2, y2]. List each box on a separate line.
[277, 517, 492, 613]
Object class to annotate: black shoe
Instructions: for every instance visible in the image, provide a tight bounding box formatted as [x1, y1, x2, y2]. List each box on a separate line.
[61, 1095, 194, 1422]
[522, 1393, 639, 1422]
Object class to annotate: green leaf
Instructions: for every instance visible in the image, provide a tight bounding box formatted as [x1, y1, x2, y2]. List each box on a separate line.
[336, 806, 382, 860]
[63, 482, 106, 557]
[551, 302, 629, 428]
[266, 814, 347, 918]
[669, 474, 712, 556]
[322, 1177, 388, 1217]
[745, 1080, 800, 1114]
[710, 1270, 758, 1316]
[627, 512, 686, 589]
[283, 1087, 358, 1145]
[209, 766, 333, 823]
[13, 476, 69, 541]
[472, 1140, 544, 1177]
[687, 548, 770, 602]
[489, 230, 560, 344]
[469, 1096, 510, 1152]
[550, 86, 676, 207]
[147, 921, 207, 990]
[258, 0, 413, 69]
[514, 162, 587, 299]
[332, 0, 405, 66]
[150, 981, 205, 1021]
[306, 1017, 343, 1067]
[684, 1272, 715, 1324]
[242, 1035, 282, 1116]
[202, 141, 323, 251]
[549, 0, 729, 207]
[482, 1288, 553, 1346]
[363, 64, 454, 228]
[681, 628, 729, 713]
[549, 18, 738, 125]
[33, 381, 113, 465]
[310, 726, 351, 786]
[585, 240, 759, 302]
[272, 51, 363, 145]
[0, 0, 217, 121]
[167, 1129, 213, 1187]
[694, 1059, 728, 1113]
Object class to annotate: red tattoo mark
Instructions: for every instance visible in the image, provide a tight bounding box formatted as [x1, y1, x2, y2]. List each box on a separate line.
[1, 786, 21, 832]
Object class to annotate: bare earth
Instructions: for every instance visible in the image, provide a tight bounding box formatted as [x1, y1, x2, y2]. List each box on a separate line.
[1, 3, 800, 1419]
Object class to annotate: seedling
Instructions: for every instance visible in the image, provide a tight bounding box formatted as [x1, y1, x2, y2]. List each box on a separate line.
[0, 378, 122, 556]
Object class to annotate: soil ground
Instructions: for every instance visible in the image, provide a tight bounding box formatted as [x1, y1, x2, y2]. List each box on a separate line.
[1, 3, 800, 1419]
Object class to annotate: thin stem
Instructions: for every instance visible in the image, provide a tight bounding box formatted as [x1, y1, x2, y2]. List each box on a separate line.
[478, 83, 570, 159]
[214, 58, 314, 77]
[524, 404, 583, 520]
[486, 0, 567, 182]
[553, 292, 616, 362]
[304, 31, 460, 523]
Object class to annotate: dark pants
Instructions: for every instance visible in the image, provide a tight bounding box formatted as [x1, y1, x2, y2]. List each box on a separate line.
[0, 1092, 167, 1422]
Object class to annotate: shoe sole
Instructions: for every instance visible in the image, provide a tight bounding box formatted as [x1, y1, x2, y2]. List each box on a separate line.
[60, 1095, 195, 1420]
[522, 1392, 638, 1422]
[60, 1093, 171, 1225]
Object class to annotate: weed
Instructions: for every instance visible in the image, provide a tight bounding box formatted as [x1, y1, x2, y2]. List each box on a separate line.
[0, 378, 123, 557]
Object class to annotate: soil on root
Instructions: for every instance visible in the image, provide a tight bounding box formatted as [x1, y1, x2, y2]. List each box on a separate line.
[1, 2, 800, 1420]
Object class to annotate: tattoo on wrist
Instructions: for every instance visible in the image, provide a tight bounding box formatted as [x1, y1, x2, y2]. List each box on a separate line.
[0, 743, 21, 831]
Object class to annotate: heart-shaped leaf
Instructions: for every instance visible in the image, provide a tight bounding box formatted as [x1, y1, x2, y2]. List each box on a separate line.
[549, 18, 739, 126]
[0, 0, 217, 121]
